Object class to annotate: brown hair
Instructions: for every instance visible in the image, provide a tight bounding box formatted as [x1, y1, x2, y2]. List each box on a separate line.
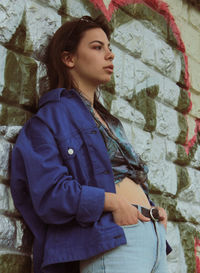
[46, 15, 112, 91]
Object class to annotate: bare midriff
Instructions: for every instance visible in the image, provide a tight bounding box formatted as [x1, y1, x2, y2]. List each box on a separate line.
[115, 177, 151, 209]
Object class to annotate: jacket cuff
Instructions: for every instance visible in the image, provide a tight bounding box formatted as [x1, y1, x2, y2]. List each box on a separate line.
[76, 185, 105, 226]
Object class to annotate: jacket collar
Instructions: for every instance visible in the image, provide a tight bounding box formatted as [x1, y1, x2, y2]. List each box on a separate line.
[38, 88, 78, 108]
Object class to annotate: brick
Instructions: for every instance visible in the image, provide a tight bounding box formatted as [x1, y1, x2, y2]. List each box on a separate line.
[0, 139, 11, 179]
[175, 144, 190, 166]
[38, 0, 61, 10]
[191, 145, 200, 169]
[112, 45, 124, 96]
[165, 0, 188, 21]
[165, 139, 177, 162]
[120, 3, 168, 40]
[154, 76, 181, 108]
[121, 54, 135, 100]
[0, 215, 16, 248]
[3, 126, 22, 143]
[179, 223, 199, 272]
[0, 104, 32, 126]
[120, 120, 133, 144]
[112, 45, 136, 99]
[176, 88, 191, 113]
[65, 0, 91, 17]
[131, 126, 152, 162]
[134, 88, 157, 132]
[188, 57, 200, 93]
[113, 19, 144, 58]
[176, 18, 200, 62]
[4, 51, 38, 110]
[15, 220, 33, 253]
[189, 5, 200, 30]
[24, 1, 61, 59]
[134, 59, 150, 85]
[176, 165, 190, 194]
[0, 184, 9, 211]
[156, 101, 180, 141]
[148, 160, 177, 195]
[0, 0, 25, 43]
[111, 97, 145, 126]
[36, 61, 49, 97]
[190, 92, 200, 118]
[0, 45, 7, 95]
[177, 167, 200, 223]
[167, 222, 187, 273]
[7, 188, 20, 216]
[154, 39, 177, 77]
[176, 112, 188, 144]
[186, 114, 196, 141]
[141, 31, 156, 67]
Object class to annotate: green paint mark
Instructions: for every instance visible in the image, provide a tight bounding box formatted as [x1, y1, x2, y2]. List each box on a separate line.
[3, 50, 38, 111]
[0, 104, 32, 126]
[133, 85, 158, 132]
[179, 223, 198, 273]
[0, 254, 31, 273]
[177, 53, 187, 89]
[176, 112, 188, 144]
[18, 55, 37, 110]
[176, 88, 191, 113]
[4, 51, 22, 103]
[109, 7, 133, 30]
[167, 23, 179, 49]
[176, 165, 190, 194]
[175, 145, 190, 166]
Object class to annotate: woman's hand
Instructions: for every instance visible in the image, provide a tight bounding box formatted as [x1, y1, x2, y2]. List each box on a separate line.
[104, 192, 150, 226]
[157, 207, 167, 230]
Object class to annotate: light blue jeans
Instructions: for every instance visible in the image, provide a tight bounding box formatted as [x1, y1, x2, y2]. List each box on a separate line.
[80, 207, 169, 273]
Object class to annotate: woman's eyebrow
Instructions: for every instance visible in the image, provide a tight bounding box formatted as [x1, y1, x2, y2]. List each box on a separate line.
[89, 40, 110, 47]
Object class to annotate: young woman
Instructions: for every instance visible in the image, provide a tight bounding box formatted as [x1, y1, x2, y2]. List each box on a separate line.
[11, 15, 171, 273]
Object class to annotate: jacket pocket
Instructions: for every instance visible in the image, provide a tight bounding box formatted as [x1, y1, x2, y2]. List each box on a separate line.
[57, 133, 84, 160]
[56, 133, 93, 182]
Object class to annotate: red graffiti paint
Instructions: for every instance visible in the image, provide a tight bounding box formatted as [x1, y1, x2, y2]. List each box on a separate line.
[195, 238, 200, 273]
[89, 0, 200, 154]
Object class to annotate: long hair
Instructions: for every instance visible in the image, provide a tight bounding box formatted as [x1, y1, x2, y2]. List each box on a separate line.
[46, 15, 111, 91]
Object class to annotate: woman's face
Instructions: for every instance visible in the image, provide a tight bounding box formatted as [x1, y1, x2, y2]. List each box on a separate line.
[67, 27, 114, 90]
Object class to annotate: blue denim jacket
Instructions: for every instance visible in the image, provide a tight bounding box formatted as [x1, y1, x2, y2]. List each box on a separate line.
[11, 88, 171, 273]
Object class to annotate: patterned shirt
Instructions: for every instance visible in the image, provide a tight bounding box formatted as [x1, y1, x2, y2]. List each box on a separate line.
[76, 91, 149, 195]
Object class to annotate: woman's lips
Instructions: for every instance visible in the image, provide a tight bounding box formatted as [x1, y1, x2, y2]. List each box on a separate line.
[104, 65, 114, 73]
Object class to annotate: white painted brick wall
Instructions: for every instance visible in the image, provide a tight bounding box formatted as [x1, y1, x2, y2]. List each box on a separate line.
[0, 0, 200, 272]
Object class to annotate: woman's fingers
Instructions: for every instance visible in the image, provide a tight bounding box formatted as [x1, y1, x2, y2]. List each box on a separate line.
[138, 211, 151, 222]
[157, 207, 167, 230]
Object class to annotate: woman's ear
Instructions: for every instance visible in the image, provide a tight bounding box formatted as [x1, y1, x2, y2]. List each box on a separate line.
[61, 51, 75, 68]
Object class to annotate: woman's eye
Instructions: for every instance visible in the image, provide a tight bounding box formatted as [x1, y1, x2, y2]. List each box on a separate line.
[94, 45, 102, 50]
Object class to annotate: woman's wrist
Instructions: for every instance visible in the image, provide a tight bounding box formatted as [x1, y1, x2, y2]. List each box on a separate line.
[104, 192, 118, 212]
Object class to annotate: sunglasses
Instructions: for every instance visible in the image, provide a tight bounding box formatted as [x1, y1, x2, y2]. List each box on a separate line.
[67, 16, 96, 40]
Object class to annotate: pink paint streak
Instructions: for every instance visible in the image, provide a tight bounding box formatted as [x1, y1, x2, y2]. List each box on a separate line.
[195, 237, 200, 273]
[89, 0, 199, 153]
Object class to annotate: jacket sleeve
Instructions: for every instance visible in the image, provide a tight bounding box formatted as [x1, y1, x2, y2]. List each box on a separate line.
[11, 117, 105, 226]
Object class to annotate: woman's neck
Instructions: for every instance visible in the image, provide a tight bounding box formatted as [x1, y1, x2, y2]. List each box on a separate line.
[76, 84, 97, 107]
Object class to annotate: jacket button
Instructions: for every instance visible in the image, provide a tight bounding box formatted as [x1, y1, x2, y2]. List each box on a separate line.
[68, 148, 74, 155]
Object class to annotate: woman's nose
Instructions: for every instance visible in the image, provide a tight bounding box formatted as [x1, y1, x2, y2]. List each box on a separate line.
[105, 49, 114, 61]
